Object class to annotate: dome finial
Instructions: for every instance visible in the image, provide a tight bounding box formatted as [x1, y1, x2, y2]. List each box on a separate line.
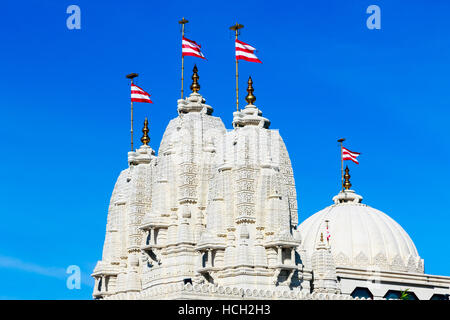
[141, 117, 150, 146]
[320, 232, 324, 242]
[245, 76, 256, 105]
[343, 166, 352, 190]
[190, 64, 200, 93]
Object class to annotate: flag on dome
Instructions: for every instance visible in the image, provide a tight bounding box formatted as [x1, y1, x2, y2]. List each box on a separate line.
[182, 37, 206, 59]
[131, 84, 153, 103]
[235, 39, 262, 63]
[342, 147, 360, 164]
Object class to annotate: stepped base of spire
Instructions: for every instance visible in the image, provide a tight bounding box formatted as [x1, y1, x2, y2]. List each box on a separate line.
[232, 104, 270, 128]
[332, 190, 363, 204]
[177, 93, 213, 115]
[128, 144, 155, 165]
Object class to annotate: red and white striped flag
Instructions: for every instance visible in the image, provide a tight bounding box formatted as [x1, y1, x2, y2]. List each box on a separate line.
[235, 39, 262, 63]
[342, 147, 360, 164]
[131, 84, 153, 103]
[182, 36, 206, 59]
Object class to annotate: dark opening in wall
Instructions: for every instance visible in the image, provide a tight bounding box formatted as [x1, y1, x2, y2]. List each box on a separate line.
[384, 290, 418, 300]
[351, 287, 373, 300]
[430, 294, 449, 300]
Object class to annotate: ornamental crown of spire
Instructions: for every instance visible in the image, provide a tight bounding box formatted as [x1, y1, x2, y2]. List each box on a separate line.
[333, 166, 363, 204]
[190, 64, 200, 93]
[343, 166, 352, 190]
[141, 117, 150, 146]
[245, 76, 256, 105]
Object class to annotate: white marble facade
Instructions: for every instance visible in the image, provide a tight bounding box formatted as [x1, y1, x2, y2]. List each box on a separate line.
[92, 71, 450, 300]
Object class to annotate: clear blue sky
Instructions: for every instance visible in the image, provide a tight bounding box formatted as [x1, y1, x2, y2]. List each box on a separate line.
[0, 1, 449, 299]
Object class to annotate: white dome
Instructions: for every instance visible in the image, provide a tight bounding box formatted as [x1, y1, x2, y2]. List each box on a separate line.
[299, 189, 424, 274]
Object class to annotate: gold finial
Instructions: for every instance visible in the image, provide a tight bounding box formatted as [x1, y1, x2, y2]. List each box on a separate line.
[245, 76, 256, 105]
[141, 117, 150, 146]
[190, 64, 200, 93]
[230, 22, 244, 31]
[229, 22, 244, 32]
[343, 166, 352, 190]
[230, 22, 244, 37]
[126, 73, 138, 80]
[320, 233, 324, 242]
[178, 17, 189, 25]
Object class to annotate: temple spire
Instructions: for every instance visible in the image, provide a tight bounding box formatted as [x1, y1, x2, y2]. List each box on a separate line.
[190, 64, 200, 93]
[343, 166, 352, 190]
[245, 76, 256, 105]
[141, 117, 150, 146]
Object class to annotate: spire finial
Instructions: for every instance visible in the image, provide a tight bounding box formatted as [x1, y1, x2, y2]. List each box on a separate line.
[178, 17, 189, 25]
[141, 117, 150, 146]
[343, 166, 352, 190]
[245, 76, 256, 105]
[320, 233, 324, 242]
[190, 64, 200, 93]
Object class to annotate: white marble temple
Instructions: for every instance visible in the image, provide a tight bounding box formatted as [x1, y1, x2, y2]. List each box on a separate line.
[92, 73, 450, 300]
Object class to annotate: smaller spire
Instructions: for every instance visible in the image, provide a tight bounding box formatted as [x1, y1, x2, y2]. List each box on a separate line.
[190, 64, 200, 93]
[141, 117, 150, 145]
[343, 166, 352, 190]
[245, 76, 256, 105]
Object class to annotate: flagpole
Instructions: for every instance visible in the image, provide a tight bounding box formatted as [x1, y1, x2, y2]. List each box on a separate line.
[338, 138, 345, 191]
[179, 17, 189, 99]
[127, 73, 139, 151]
[235, 56, 239, 112]
[230, 23, 244, 112]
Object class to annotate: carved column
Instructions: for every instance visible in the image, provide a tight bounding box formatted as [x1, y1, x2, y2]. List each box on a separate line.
[277, 246, 282, 264]
[207, 249, 213, 267]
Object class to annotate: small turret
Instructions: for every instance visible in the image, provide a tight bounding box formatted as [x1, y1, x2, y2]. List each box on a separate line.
[311, 233, 340, 294]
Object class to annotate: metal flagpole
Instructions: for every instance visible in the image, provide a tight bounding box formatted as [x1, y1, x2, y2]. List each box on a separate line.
[230, 23, 244, 112]
[179, 17, 189, 99]
[127, 73, 139, 151]
[338, 138, 345, 190]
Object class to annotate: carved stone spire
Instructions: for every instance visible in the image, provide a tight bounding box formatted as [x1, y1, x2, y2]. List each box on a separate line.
[190, 64, 200, 93]
[311, 231, 340, 294]
[141, 117, 150, 145]
[343, 166, 352, 190]
[245, 76, 256, 105]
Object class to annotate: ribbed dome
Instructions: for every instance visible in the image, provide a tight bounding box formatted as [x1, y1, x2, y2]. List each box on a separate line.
[299, 189, 424, 274]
